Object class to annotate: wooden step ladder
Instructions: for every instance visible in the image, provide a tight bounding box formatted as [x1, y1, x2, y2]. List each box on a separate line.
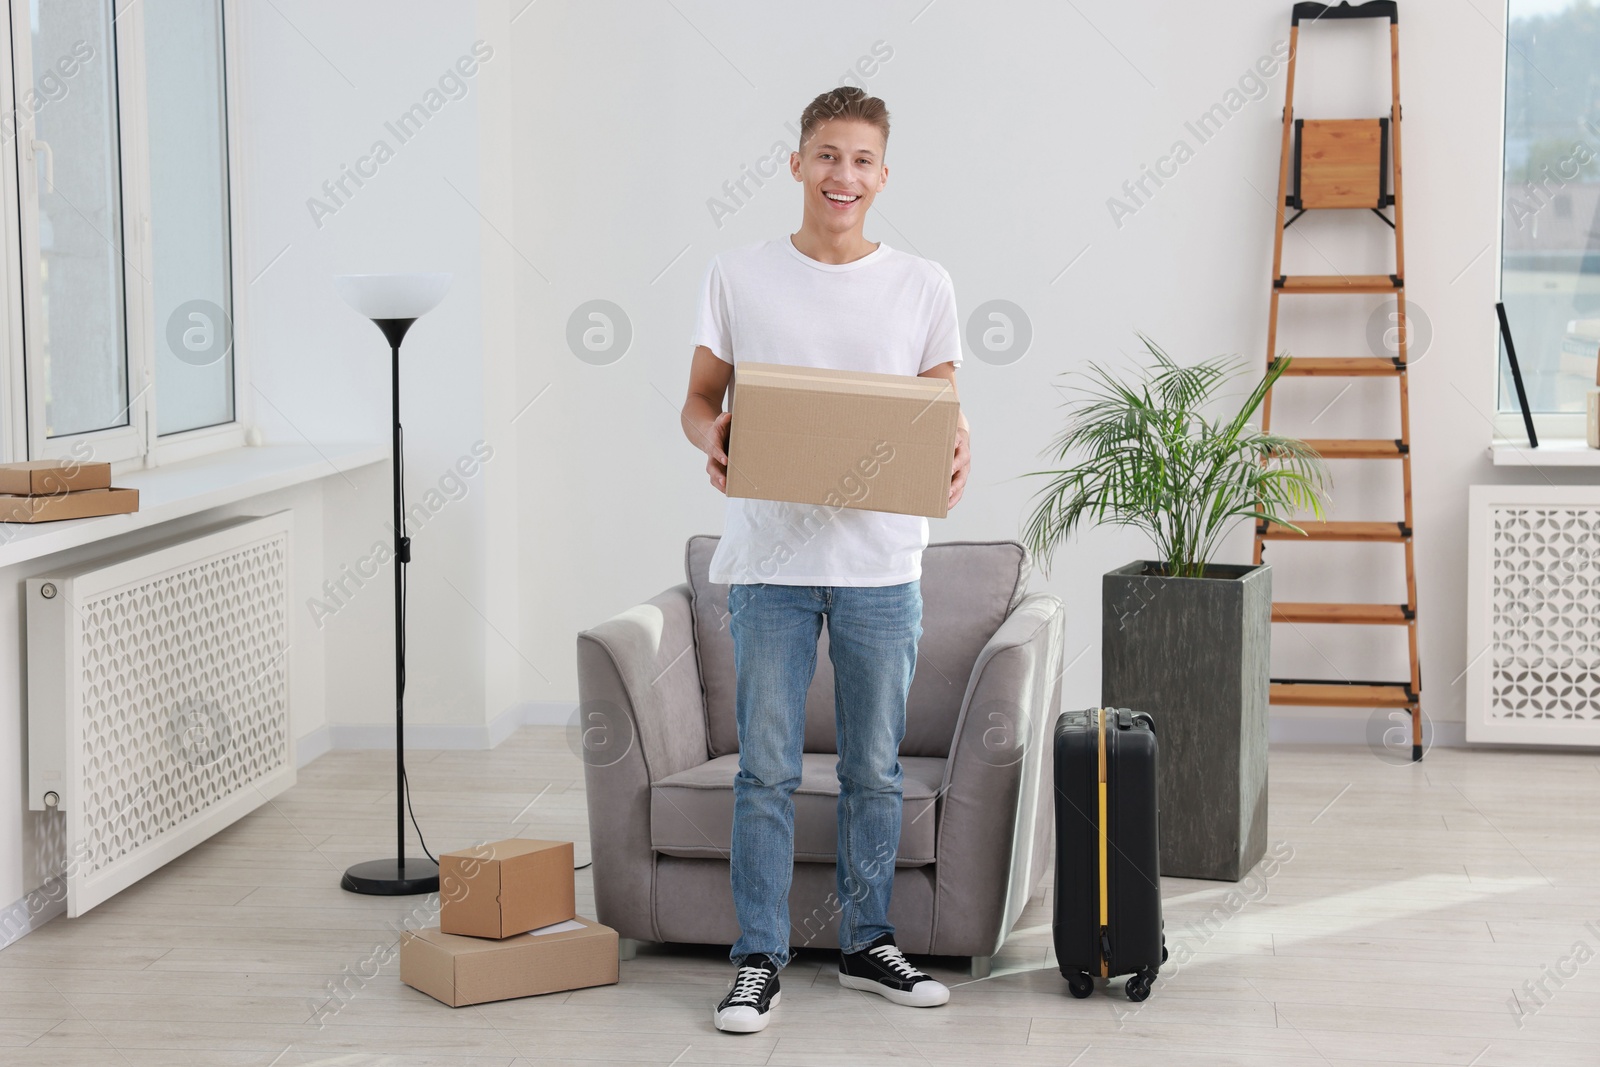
[1255, 0, 1423, 761]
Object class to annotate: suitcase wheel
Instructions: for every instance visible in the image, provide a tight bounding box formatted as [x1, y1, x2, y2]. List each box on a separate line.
[1125, 970, 1156, 1002]
[1065, 971, 1094, 999]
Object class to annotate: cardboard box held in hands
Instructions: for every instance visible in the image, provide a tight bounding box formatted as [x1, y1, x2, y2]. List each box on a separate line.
[724, 362, 959, 519]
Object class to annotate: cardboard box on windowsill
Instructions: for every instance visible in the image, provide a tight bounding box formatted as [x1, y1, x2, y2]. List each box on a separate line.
[400, 916, 619, 1007]
[0, 459, 112, 496]
[438, 838, 575, 940]
[0, 487, 139, 523]
[725, 362, 959, 520]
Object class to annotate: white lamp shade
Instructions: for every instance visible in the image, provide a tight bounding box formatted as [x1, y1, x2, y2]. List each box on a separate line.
[334, 273, 452, 320]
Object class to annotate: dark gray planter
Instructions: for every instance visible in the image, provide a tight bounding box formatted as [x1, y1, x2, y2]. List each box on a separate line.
[1101, 561, 1270, 882]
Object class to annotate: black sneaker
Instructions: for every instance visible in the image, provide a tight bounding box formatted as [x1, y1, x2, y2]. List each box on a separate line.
[839, 934, 950, 1007]
[714, 953, 781, 1033]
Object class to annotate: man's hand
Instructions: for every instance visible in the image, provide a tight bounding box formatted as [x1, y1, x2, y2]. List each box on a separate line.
[948, 426, 970, 510]
[706, 411, 731, 494]
[683, 347, 735, 493]
[918, 361, 967, 512]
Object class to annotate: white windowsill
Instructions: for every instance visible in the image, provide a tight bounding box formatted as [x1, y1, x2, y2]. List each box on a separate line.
[1489, 438, 1600, 467]
[0, 442, 388, 570]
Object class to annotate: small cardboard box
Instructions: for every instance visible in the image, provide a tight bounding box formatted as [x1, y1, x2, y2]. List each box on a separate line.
[400, 917, 619, 1007]
[726, 362, 959, 519]
[0, 459, 112, 496]
[438, 839, 575, 939]
[0, 487, 139, 523]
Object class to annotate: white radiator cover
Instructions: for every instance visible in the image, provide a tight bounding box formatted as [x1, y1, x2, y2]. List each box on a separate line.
[26, 512, 296, 916]
[1466, 484, 1600, 747]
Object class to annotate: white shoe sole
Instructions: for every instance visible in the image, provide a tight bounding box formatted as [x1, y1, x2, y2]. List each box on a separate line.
[714, 990, 780, 1033]
[839, 972, 950, 1007]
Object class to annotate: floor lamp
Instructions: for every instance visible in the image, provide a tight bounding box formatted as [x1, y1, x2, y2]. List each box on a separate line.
[333, 272, 452, 896]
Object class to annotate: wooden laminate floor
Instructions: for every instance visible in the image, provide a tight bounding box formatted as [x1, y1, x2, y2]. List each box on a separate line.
[1, 729, 1597, 1066]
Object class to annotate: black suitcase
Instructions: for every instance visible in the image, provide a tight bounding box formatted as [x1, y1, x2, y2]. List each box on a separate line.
[1052, 707, 1165, 1001]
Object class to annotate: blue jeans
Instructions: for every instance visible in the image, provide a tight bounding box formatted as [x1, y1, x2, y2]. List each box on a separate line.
[726, 581, 923, 969]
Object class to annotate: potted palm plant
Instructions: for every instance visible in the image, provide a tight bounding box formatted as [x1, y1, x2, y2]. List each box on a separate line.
[1023, 336, 1328, 881]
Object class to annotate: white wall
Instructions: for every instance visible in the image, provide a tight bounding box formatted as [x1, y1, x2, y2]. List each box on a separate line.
[237, 0, 515, 731]
[507, 0, 1594, 737]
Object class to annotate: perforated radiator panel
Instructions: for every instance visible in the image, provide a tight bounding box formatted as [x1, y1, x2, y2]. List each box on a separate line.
[27, 512, 296, 915]
[1468, 487, 1600, 746]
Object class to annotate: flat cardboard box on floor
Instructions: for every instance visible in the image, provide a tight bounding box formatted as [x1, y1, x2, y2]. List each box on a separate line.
[438, 838, 575, 939]
[0, 459, 112, 496]
[0, 487, 139, 523]
[725, 362, 959, 519]
[400, 917, 619, 1007]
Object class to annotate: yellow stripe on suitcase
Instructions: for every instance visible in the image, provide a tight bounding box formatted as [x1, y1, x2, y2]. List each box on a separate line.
[1096, 707, 1109, 977]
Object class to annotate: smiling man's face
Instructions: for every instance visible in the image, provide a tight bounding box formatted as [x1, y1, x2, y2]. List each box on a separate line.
[791, 117, 888, 237]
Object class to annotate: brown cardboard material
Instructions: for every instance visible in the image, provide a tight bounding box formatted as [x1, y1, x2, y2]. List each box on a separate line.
[725, 362, 959, 519]
[0, 459, 112, 496]
[400, 917, 619, 1007]
[0, 487, 139, 523]
[438, 838, 575, 939]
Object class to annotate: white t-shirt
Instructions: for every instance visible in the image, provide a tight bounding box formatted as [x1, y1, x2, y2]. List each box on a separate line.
[691, 236, 963, 587]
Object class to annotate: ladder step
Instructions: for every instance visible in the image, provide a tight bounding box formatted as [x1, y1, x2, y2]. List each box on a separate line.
[1272, 602, 1411, 625]
[1271, 680, 1416, 708]
[1275, 274, 1401, 294]
[1302, 438, 1407, 459]
[1293, 119, 1388, 211]
[1273, 357, 1403, 377]
[1258, 520, 1409, 542]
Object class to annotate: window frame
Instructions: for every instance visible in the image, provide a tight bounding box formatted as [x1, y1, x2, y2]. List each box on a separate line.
[0, 11, 23, 467]
[1494, 2, 1597, 444]
[0, 0, 249, 470]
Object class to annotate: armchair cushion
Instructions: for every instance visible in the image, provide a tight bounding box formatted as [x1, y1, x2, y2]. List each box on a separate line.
[650, 753, 945, 866]
[685, 536, 1029, 760]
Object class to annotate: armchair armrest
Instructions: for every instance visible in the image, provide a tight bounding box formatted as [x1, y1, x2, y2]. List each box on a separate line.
[576, 582, 709, 940]
[577, 582, 708, 781]
[931, 591, 1065, 956]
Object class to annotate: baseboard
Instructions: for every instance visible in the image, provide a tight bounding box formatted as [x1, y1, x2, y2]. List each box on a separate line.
[1269, 712, 1467, 748]
[313, 701, 580, 753]
[326, 722, 492, 750]
[296, 724, 333, 767]
[0, 882, 66, 952]
[486, 700, 575, 743]
[517, 700, 579, 727]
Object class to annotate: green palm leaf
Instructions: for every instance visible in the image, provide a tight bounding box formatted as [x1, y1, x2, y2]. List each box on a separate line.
[1022, 335, 1329, 579]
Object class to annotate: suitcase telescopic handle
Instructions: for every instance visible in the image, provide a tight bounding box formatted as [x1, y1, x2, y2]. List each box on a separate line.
[1110, 708, 1155, 734]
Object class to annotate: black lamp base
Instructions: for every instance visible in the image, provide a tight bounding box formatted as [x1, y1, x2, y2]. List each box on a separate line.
[340, 857, 440, 896]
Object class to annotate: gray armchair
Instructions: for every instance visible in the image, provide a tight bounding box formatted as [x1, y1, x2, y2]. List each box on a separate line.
[576, 536, 1062, 975]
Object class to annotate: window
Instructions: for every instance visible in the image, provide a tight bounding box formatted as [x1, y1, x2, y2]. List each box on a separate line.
[1, 0, 241, 467]
[1499, 1, 1600, 437]
[145, 0, 236, 438]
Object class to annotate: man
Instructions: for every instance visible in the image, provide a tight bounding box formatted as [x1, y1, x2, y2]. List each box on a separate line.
[680, 85, 972, 1034]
